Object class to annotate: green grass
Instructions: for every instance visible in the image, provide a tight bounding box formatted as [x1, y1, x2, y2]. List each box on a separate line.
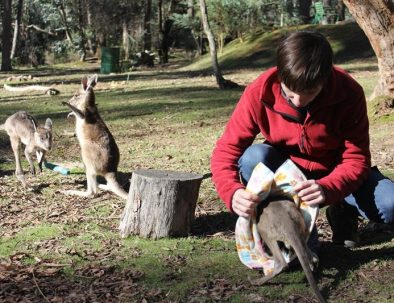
[184, 22, 374, 72]
[0, 224, 63, 256]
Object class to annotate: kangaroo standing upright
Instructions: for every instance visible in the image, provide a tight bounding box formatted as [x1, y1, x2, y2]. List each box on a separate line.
[256, 199, 326, 303]
[62, 75, 128, 199]
[0, 111, 53, 185]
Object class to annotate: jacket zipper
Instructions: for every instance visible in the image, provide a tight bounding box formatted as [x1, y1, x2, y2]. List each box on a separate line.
[300, 125, 306, 153]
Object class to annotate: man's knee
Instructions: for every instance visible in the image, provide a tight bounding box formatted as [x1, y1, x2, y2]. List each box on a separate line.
[238, 144, 286, 182]
[375, 176, 394, 224]
[379, 195, 394, 224]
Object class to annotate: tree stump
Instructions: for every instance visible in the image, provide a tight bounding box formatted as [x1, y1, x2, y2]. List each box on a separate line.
[119, 169, 204, 239]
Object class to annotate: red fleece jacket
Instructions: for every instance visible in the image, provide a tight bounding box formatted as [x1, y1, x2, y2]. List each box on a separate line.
[211, 66, 371, 211]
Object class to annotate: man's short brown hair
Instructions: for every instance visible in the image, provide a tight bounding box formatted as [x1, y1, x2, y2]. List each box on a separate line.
[277, 31, 333, 92]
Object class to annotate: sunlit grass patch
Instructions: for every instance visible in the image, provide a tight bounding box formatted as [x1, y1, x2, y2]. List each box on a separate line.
[0, 224, 63, 257]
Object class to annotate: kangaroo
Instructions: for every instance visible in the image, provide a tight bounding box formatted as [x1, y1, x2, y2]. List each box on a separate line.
[255, 199, 326, 303]
[61, 74, 128, 199]
[0, 111, 53, 186]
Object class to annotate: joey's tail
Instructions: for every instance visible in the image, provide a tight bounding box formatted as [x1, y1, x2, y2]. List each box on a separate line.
[290, 235, 326, 303]
[0, 123, 5, 131]
[103, 172, 128, 200]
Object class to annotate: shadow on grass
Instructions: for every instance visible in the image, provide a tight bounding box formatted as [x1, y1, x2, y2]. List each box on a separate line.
[192, 211, 237, 236]
[28, 84, 244, 124]
[0, 67, 232, 87]
[318, 240, 394, 296]
[0, 169, 14, 177]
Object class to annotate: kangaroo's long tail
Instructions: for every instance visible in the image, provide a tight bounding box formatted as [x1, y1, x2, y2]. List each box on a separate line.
[291, 235, 326, 303]
[100, 172, 128, 200]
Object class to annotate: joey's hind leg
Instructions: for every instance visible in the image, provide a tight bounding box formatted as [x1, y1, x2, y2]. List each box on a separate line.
[10, 136, 23, 176]
[250, 237, 288, 285]
[10, 137, 28, 187]
[24, 146, 36, 175]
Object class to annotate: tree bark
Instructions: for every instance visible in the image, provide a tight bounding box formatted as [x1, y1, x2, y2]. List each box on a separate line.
[122, 20, 130, 60]
[143, 0, 152, 51]
[1, 0, 13, 71]
[86, 0, 96, 55]
[198, 0, 238, 89]
[158, 0, 174, 64]
[343, 0, 394, 98]
[297, 0, 312, 24]
[119, 170, 203, 239]
[58, 2, 74, 44]
[336, 0, 346, 21]
[11, 0, 24, 60]
[187, 0, 202, 55]
[76, 0, 87, 61]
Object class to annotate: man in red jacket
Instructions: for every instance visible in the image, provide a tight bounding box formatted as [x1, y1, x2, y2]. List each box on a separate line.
[211, 30, 394, 248]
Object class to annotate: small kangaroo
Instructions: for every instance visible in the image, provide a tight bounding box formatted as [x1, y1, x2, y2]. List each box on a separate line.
[255, 199, 326, 303]
[0, 111, 53, 185]
[61, 74, 128, 199]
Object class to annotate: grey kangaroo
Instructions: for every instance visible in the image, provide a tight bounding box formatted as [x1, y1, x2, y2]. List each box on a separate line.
[256, 199, 326, 303]
[0, 111, 53, 185]
[62, 74, 128, 199]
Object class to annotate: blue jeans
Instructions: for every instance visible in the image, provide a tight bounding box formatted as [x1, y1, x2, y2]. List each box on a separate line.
[238, 143, 394, 224]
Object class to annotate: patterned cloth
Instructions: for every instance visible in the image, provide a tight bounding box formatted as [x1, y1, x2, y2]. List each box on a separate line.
[235, 159, 318, 275]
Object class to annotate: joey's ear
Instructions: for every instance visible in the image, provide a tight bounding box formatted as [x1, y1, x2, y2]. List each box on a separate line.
[27, 115, 37, 132]
[81, 76, 89, 90]
[31, 119, 37, 132]
[45, 118, 53, 130]
[87, 74, 98, 89]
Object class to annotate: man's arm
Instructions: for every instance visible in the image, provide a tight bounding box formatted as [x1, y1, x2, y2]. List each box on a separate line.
[210, 85, 261, 210]
[317, 89, 371, 204]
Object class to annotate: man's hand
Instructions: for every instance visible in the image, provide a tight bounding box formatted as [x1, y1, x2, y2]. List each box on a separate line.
[232, 188, 261, 217]
[293, 180, 326, 206]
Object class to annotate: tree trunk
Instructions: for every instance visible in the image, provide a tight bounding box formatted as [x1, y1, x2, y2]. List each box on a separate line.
[187, 0, 201, 55]
[1, 0, 13, 71]
[343, 0, 394, 98]
[158, 0, 174, 64]
[122, 20, 130, 60]
[58, 4, 73, 44]
[119, 170, 203, 239]
[11, 0, 23, 60]
[86, 0, 96, 55]
[336, 0, 346, 21]
[76, 0, 86, 61]
[199, 0, 238, 89]
[144, 0, 152, 51]
[297, 0, 312, 23]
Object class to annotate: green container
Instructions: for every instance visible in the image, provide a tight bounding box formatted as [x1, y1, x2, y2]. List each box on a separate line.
[100, 47, 120, 74]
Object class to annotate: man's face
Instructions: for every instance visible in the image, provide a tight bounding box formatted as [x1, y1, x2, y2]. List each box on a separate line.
[281, 83, 323, 107]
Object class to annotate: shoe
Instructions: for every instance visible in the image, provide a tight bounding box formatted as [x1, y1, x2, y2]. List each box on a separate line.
[326, 203, 360, 248]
